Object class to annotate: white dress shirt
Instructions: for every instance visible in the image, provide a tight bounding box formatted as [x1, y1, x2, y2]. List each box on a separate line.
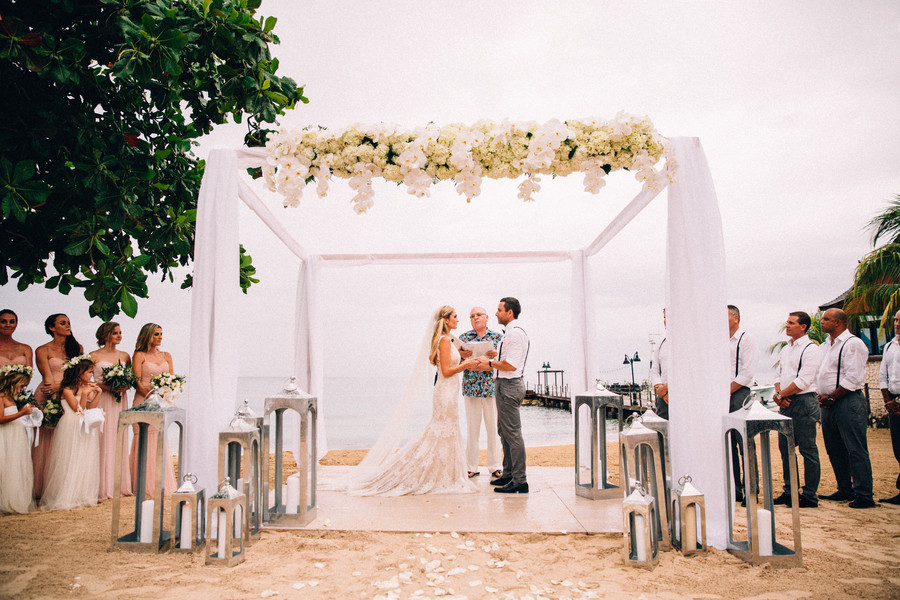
[775, 334, 822, 394]
[879, 335, 900, 394]
[649, 337, 669, 386]
[497, 319, 529, 379]
[816, 329, 869, 395]
[729, 328, 759, 389]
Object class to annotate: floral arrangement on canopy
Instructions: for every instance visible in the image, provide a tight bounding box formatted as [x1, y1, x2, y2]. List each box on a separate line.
[264, 112, 671, 213]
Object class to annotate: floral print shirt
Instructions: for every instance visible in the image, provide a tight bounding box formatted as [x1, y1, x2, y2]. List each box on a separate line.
[458, 328, 502, 398]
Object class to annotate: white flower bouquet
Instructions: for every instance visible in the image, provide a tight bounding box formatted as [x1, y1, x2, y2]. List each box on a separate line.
[102, 362, 137, 403]
[151, 372, 186, 405]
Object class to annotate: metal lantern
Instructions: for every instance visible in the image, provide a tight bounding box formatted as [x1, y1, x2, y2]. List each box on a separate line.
[622, 483, 659, 570]
[171, 473, 206, 553]
[723, 399, 802, 567]
[638, 409, 671, 489]
[620, 417, 671, 550]
[205, 478, 247, 567]
[110, 390, 186, 552]
[671, 475, 706, 556]
[574, 384, 625, 500]
[217, 423, 261, 542]
[262, 377, 318, 526]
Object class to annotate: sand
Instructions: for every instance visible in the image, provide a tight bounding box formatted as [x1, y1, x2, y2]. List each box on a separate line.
[2, 430, 899, 599]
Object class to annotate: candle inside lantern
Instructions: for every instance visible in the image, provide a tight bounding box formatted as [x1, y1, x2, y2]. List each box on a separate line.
[757, 508, 773, 556]
[234, 505, 242, 538]
[683, 503, 697, 551]
[633, 514, 647, 561]
[286, 473, 300, 514]
[217, 509, 227, 557]
[180, 502, 192, 549]
[139, 499, 154, 543]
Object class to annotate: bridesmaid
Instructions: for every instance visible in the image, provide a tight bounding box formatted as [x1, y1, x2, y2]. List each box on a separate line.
[90, 322, 134, 500]
[131, 323, 177, 497]
[0, 309, 33, 369]
[0, 364, 36, 513]
[32, 314, 83, 499]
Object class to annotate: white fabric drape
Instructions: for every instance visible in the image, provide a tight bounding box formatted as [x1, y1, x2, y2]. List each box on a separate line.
[665, 137, 730, 548]
[187, 149, 242, 493]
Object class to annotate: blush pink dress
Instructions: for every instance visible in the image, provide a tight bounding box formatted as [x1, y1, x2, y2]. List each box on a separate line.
[130, 359, 177, 497]
[93, 361, 133, 499]
[40, 393, 100, 511]
[31, 356, 63, 499]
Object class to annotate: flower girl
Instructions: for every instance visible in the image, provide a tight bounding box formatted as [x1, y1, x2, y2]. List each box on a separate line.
[40, 355, 102, 511]
[0, 364, 36, 513]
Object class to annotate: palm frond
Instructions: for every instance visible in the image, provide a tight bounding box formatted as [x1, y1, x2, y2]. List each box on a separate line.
[868, 194, 900, 245]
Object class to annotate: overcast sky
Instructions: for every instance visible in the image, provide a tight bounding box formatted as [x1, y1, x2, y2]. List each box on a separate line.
[4, 1, 900, 394]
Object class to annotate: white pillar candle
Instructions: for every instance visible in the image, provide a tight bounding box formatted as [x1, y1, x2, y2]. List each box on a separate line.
[286, 473, 300, 514]
[683, 504, 698, 551]
[180, 502, 192, 549]
[757, 508, 773, 556]
[217, 509, 227, 558]
[633, 514, 647, 562]
[139, 500, 154, 543]
[233, 505, 242, 538]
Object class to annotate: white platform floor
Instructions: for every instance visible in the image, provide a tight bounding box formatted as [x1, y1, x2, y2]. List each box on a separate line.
[265, 466, 624, 534]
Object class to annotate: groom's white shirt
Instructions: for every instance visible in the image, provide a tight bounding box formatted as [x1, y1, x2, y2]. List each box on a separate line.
[498, 319, 529, 379]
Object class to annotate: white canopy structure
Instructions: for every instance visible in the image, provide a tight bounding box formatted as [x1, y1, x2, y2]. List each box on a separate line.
[187, 135, 732, 547]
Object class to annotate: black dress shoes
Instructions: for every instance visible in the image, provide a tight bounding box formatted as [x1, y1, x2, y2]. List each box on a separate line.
[797, 497, 818, 508]
[490, 475, 511, 487]
[820, 490, 855, 501]
[879, 492, 900, 505]
[773, 493, 791, 506]
[495, 481, 529, 494]
[848, 497, 877, 509]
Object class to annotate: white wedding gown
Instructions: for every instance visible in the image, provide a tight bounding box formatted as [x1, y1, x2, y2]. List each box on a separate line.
[349, 343, 476, 496]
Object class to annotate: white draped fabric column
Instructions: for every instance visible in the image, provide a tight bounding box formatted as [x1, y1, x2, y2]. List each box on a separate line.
[293, 256, 328, 460]
[666, 137, 730, 549]
[187, 149, 242, 493]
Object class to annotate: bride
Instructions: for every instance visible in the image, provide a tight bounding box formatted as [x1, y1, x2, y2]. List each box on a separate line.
[349, 306, 480, 496]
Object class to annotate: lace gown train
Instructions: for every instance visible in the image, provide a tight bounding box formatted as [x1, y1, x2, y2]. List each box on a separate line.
[350, 343, 476, 496]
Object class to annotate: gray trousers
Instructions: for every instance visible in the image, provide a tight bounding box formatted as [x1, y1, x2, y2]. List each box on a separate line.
[496, 377, 527, 484]
[821, 389, 873, 500]
[778, 392, 821, 502]
[891, 412, 900, 490]
[654, 393, 669, 420]
[729, 386, 755, 496]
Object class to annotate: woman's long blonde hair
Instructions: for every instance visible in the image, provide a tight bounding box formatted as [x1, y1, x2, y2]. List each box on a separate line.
[134, 323, 161, 354]
[428, 306, 454, 366]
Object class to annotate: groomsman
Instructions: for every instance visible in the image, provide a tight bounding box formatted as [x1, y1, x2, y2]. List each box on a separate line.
[773, 311, 823, 508]
[728, 305, 759, 503]
[476, 297, 530, 494]
[649, 309, 669, 419]
[816, 308, 876, 508]
[878, 310, 900, 505]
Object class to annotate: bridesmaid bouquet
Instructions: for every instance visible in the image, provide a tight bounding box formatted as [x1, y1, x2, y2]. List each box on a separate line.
[151, 372, 186, 405]
[14, 389, 35, 411]
[101, 362, 137, 403]
[39, 396, 63, 428]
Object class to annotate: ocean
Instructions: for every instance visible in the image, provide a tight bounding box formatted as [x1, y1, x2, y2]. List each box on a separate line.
[236, 376, 618, 451]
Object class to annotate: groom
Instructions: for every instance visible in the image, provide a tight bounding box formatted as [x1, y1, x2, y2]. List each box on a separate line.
[476, 297, 530, 494]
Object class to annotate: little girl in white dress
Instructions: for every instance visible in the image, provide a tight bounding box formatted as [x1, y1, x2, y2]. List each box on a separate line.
[0, 364, 37, 513]
[41, 355, 102, 511]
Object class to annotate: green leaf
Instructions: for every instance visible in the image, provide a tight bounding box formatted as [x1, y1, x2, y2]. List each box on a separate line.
[63, 237, 91, 256]
[264, 16, 277, 32]
[120, 289, 138, 318]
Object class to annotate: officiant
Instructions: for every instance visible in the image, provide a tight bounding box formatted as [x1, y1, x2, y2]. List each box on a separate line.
[457, 307, 502, 479]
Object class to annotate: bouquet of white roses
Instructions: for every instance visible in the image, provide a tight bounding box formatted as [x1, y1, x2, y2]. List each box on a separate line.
[151, 372, 186, 404]
[102, 361, 137, 403]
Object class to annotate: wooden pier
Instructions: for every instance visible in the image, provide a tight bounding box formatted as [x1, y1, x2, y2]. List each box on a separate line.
[525, 369, 652, 417]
